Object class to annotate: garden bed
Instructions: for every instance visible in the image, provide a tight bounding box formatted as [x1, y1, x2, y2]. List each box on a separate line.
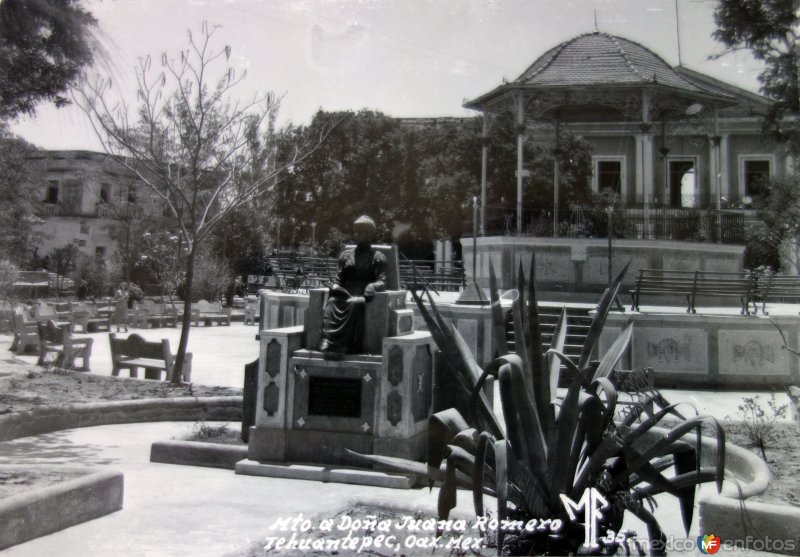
[0, 354, 241, 416]
[723, 421, 800, 507]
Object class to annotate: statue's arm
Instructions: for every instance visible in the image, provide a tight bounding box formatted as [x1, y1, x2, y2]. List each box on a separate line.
[364, 253, 387, 300]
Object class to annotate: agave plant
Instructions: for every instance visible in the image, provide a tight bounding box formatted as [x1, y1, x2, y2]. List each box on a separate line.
[353, 256, 726, 556]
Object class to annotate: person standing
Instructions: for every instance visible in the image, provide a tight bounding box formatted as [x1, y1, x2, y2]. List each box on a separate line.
[112, 282, 129, 333]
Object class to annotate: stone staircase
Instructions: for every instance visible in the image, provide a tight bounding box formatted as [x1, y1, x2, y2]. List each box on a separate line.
[505, 305, 593, 368]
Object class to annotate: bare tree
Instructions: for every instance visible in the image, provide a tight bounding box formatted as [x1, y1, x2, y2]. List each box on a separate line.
[75, 23, 323, 383]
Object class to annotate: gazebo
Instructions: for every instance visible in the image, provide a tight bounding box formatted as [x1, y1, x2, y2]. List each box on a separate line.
[464, 31, 774, 243]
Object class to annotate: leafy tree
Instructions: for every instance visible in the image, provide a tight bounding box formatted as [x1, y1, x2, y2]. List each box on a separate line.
[753, 175, 800, 274]
[0, 0, 97, 118]
[0, 126, 40, 265]
[210, 204, 269, 304]
[73, 254, 107, 299]
[132, 230, 183, 304]
[713, 0, 799, 151]
[186, 246, 232, 303]
[0, 259, 20, 310]
[48, 243, 79, 296]
[76, 24, 322, 383]
[272, 110, 405, 246]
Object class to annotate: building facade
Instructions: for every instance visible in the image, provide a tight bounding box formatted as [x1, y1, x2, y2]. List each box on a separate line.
[464, 32, 787, 242]
[29, 150, 156, 264]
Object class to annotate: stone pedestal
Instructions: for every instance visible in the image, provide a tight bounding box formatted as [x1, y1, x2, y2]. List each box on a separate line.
[248, 330, 436, 467]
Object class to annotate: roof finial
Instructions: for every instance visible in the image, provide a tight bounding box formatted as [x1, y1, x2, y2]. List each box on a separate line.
[594, 9, 599, 33]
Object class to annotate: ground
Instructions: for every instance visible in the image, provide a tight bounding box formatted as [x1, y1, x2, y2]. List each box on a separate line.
[724, 422, 800, 507]
[2, 348, 798, 509]
[0, 347, 242, 501]
[0, 355, 241, 415]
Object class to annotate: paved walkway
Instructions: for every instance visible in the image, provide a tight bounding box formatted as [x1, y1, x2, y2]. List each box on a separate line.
[7, 321, 261, 388]
[0, 421, 776, 556]
[2, 301, 796, 555]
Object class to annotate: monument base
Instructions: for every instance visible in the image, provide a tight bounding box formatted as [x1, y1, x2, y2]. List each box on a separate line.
[235, 459, 415, 489]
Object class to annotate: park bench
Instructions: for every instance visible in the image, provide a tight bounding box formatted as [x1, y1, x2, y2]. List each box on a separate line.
[31, 302, 71, 327]
[400, 260, 466, 292]
[69, 301, 111, 333]
[243, 295, 260, 325]
[753, 273, 800, 315]
[269, 257, 308, 293]
[136, 299, 179, 328]
[11, 307, 39, 354]
[191, 300, 231, 326]
[109, 333, 192, 381]
[298, 256, 338, 288]
[37, 320, 93, 371]
[629, 269, 756, 315]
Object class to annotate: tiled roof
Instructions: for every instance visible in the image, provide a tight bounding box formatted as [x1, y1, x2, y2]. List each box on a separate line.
[514, 32, 702, 93]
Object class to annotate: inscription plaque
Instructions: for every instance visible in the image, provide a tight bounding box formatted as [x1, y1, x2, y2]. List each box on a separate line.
[308, 377, 362, 417]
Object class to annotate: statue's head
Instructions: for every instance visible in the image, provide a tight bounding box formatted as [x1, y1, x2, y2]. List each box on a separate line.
[353, 215, 377, 244]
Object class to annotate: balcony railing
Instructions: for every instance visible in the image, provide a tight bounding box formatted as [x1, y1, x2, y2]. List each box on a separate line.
[40, 202, 58, 216]
[466, 203, 748, 244]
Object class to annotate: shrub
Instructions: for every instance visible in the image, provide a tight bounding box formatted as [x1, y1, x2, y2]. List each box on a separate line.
[186, 251, 231, 302]
[733, 395, 787, 461]
[355, 257, 725, 556]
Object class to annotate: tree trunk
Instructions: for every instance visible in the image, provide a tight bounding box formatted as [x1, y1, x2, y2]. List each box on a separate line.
[172, 247, 196, 384]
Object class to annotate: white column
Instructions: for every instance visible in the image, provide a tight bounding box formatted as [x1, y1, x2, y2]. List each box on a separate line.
[635, 134, 645, 203]
[642, 133, 654, 203]
[480, 113, 489, 236]
[719, 134, 730, 201]
[515, 94, 525, 234]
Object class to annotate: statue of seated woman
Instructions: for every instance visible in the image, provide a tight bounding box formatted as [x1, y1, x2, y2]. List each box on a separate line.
[319, 215, 387, 357]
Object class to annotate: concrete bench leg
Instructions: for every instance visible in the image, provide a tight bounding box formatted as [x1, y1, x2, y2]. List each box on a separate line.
[144, 367, 163, 380]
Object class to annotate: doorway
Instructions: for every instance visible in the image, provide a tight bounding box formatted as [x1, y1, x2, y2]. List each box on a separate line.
[668, 159, 697, 208]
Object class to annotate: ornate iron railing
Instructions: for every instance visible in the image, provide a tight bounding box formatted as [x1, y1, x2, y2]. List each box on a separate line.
[465, 203, 747, 244]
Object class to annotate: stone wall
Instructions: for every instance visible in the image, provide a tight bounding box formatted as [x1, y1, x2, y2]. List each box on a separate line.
[463, 236, 744, 301]
[602, 312, 800, 388]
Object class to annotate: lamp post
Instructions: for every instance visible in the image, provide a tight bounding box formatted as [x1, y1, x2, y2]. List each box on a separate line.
[311, 221, 317, 256]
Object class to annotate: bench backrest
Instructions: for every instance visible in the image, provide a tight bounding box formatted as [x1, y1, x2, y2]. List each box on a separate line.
[70, 301, 98, 316]
[12, 307, 32, 330]
[38, 320, 66, 345]
[141, 299, 167, 313]
[109, 333, 170, 363]
[193, 300, 222, 313]
[33, 302, 58, 319]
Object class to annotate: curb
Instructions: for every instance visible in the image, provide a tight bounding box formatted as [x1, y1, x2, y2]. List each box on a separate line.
[150, 440, 248, 469]
[684, 428, 800, 556]
[0, 465, 124, 551]
[699, 494, 800, 555]
[235, 459, 414, 489]
[0, 396, 243, 442]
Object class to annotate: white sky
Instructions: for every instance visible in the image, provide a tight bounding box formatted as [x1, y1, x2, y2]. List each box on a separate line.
[9, 0, 764, 151]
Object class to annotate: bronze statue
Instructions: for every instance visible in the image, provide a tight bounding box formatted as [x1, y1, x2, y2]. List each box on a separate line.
[320, 215, 387, 357]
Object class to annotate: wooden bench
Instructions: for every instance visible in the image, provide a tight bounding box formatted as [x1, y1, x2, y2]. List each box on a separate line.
[690, 270, 757, 315]
[629, 269, 756, 314]
[11, 307, 39, 354]
[109, 333, 192, 381]
[191, 300, 231, 326]
[37, 320, 93, 371]
[69, 301, 111, 333]
[754, 273, 800, 315]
